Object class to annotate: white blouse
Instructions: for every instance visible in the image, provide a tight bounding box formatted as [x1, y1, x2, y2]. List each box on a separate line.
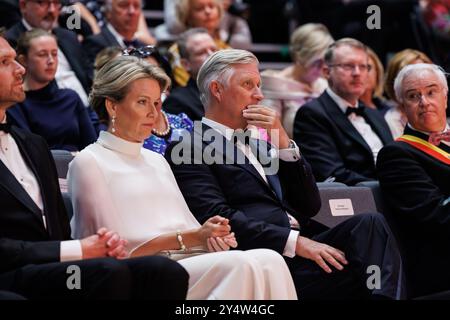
[68, 131, 200, 252]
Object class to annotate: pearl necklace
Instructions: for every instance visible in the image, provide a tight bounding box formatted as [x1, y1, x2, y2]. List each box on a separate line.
[152, 111, 171, 137]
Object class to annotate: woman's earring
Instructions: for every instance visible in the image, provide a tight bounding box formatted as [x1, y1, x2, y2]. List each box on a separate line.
[111, 116, 116, 133]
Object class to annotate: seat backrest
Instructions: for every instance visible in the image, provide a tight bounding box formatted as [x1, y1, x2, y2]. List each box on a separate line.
[316, 181, 347, 188]
[51, 150, 74, 179]
[312, 186, 377, 228]
[62, 192, 73, 220]
[356, 180, 385, 213]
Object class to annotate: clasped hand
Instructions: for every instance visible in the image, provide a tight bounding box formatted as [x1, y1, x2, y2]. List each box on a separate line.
[199, 216, 238, 252]
[80, 227, 129, 259]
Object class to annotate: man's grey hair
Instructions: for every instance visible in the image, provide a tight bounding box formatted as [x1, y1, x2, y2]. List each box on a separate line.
[324, 37, 367, 65]
[394, 63, 449, 103]
[103, 0, 143, 13]
[197, 49, 258, 107]
[177, 27, 210, 60]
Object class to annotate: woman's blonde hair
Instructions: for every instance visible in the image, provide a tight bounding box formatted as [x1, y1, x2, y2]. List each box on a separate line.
[367, 47, 385, 98]
[289, 23, 334, 66]
[90, 55, 171, 125]
[176, 0, 223, 28]
[384, 49, 432, 101]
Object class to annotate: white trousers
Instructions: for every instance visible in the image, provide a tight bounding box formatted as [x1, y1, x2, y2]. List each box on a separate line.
[178, 249, 297, 300]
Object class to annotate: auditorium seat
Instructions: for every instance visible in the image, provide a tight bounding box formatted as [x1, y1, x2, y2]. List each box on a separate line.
[62, 192, 73, 220]
[356, 180, 385, 213]
[51, 150, 74, 179]
[313, 185, 377, 228]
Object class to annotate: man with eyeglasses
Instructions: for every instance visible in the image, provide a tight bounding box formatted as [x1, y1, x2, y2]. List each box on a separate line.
[5, 0, 92, 109]
[293, 38, 393, 185]
[377, 63, 450, 297]
[83, 0, 148, 69]
[163, 28, 218, 121]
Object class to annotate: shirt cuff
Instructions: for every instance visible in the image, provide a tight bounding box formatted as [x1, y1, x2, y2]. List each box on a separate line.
[60, 240, 83, 262]
[283, 230, 300, 258]
[279, 140, 301, 162]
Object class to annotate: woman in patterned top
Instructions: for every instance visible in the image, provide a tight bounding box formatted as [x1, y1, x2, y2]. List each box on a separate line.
[123, 45, 194, 155]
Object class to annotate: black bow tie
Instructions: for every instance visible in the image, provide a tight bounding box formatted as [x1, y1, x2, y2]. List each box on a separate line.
[345, 106, 365, 117]
[0, 123, 11, 133]
[123, 39, 139, 48]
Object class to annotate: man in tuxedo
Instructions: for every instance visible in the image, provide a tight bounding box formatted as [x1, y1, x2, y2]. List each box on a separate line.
[0, 32, 189, 300]
[293, 38, 393, 185]
[377, 63, 450, 297]
[163, 28, 217, 121]
[6, 0, 92, 107]
[83, 0, 146, 69]
[166, 49, 405, 299]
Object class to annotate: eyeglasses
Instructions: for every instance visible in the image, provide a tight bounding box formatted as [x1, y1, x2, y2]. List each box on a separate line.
[28, 0, 61, 9]
[404, 87, 443, 105]
[328, 63, 372, 73]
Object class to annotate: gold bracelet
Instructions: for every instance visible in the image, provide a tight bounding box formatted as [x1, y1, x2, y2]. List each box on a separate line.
[176, 230, 186, 252]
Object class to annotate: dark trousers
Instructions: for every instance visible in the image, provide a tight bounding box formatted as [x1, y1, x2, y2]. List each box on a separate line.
[0, 256, 189, 300]
[287, 213, 406, 300]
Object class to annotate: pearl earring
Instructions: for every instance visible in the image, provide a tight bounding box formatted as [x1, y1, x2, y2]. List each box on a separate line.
[111, 116, 116, 133]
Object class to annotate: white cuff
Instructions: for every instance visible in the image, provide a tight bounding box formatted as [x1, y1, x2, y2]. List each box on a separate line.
[60, 240, 83, 262]
[279, 140, 301, 162]
[283, 230, 300, 258]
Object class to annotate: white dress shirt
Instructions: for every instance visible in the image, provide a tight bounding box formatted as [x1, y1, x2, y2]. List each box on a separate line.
[21, 19, 89, 107]
[0, 116, 81, 261]
[202, 117, 300, 257]
[326, 87, 384, 162]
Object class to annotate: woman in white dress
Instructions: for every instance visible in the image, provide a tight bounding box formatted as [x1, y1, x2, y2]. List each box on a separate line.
[68, 56, 297, 300]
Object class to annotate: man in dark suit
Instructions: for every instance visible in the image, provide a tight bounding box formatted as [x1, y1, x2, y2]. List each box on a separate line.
[83, 0, 146, 69]
[163, 28, 217, 121]
[6, 0, 91, 107]
[166, 49, 405, 299]
[0, 31, 189, 300]
[294, 38, 393, 186]
[377, 63, 450, 297]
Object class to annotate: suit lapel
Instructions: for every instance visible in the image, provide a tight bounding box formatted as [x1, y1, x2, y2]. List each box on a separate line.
[197, 123, 275, 194]
[0, 130, 43, 220]
[320, 92, 373, 155]
[103, 26, 122, 47]
[361, 105, 393, 144]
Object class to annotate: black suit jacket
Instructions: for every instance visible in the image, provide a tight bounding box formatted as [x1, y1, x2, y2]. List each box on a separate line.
[377, 125, 450, 241]
[165, 123, 321, 253]
[0, 126, 70, 274]
[6, 22, 91, 94]
[163, 78, 204, 121]
[83, 26, 145, 70]
[377, 126, 450, 295]
[293, 91, 393, 185]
